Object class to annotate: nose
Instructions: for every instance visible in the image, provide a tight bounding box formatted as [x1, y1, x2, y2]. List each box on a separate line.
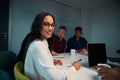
[48, 26, 54, 33]
[48, 25, 54, 30]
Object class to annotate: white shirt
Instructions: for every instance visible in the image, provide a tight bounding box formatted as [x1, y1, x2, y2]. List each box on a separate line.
[25, 39, 77, 80]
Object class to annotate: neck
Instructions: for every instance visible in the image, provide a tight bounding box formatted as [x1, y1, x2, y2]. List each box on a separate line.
[76, 37, 80, 41]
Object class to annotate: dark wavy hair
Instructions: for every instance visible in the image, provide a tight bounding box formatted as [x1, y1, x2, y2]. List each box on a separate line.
[31, 12, 55, 40]
[17, 12, 55, 63]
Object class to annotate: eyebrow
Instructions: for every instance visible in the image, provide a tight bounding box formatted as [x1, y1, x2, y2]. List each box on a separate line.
[43, 21, 54, 24]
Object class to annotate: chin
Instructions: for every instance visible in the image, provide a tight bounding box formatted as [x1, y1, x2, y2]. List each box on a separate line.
[45, 35, 52, 39]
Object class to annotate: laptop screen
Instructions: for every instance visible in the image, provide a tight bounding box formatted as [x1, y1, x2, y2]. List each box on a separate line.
[88, 43, 107, 67]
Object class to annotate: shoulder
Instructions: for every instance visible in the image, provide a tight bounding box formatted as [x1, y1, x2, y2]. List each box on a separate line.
[30, 40, 46, 48]
[31, 40, 43, 45]
[81, 37, 86, 40]
[68, 36, 75, 41]
[80, 37, 87, 42]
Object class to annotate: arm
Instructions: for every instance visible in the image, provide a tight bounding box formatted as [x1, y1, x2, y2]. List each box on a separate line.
[51, 50, 59, 56]
[32, 42, 78, 80]
[77, 49, 88, 55]
[77, 38, 88, 54]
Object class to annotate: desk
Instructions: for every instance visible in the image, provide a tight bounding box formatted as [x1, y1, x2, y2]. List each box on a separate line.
[53, 53, 99, 80]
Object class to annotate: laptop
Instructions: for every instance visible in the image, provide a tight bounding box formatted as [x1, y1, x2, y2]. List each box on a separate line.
[87, 43, 107, 69]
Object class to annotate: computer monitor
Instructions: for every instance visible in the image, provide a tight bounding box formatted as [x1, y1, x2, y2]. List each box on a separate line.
[88, 43, 107, 67]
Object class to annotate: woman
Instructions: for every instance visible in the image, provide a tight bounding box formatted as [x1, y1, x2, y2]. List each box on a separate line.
[23, 12, 80, 80]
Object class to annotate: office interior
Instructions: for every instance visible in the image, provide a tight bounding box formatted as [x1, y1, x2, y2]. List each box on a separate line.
[8, 0, 120, 58]
[0, 0, 120, 80]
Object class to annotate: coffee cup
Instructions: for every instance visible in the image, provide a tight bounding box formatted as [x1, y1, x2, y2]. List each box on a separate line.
[70, 49, 76, 56]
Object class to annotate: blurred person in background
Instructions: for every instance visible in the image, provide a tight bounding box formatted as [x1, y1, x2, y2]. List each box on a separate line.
[48, 26, 67, 56]
[66, 26, 88, 55]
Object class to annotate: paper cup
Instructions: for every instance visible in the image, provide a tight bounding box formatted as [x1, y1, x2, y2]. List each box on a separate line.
[70, 49, 76, 56]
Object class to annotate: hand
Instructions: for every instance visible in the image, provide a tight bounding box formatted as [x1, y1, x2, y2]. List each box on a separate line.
[51, 50, 59, 56]
[97, 65, 120, 80]
[54, 59, 62, 65]
[72, 61, 81, 71]
[77, 49, 88, 55]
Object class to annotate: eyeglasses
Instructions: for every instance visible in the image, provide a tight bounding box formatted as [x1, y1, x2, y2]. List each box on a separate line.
[42, 22, 56, 28]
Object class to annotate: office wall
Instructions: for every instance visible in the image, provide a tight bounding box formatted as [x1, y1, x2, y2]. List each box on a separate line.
[10, 0, 119, 58]
[92, 3, 120, 58]
[10, 0, 81, 54]
[80, 8, 92, 42]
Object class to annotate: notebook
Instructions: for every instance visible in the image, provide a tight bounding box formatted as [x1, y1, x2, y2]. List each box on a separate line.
[53, 54, 65, 58]
[88, 43, 107, 68]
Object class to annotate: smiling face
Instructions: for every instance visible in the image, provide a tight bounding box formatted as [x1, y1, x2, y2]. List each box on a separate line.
[40, 15, 55, 39]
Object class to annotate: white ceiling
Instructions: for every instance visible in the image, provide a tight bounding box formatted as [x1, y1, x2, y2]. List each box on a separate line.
[51, 0, 119, 10]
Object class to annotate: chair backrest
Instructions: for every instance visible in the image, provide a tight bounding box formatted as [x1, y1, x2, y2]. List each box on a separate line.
[0, 51, 17, 72]
[14, 61, 30, 80]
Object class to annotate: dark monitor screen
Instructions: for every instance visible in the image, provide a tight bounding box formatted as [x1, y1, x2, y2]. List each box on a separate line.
[88, 43, 107, 67]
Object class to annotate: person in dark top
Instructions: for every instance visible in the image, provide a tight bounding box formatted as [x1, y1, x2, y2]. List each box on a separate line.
[17, 31, 40, 63]
[48, 26, 67, 56]
[66, 26, 88, 55]
[16, 32, 32, 63]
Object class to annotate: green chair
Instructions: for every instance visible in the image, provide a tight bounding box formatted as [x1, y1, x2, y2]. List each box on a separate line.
[0, 69, 11, 80]
[0, 50, 17, 80]
[14, 61, 30, 80]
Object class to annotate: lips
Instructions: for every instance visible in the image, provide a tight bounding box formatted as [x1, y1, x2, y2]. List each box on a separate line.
[46, 31, 53, 35]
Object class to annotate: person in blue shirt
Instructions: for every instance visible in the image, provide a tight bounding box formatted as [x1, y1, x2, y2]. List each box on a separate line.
[66, 26, 88, 55]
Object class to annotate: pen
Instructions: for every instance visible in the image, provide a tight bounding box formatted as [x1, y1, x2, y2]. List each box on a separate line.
[67, 59, 82, 67]
[77, 59, 82, 61]
[73, 59, 82, 62]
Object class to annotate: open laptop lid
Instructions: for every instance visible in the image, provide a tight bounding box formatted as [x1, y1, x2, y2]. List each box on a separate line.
[88, 43, 107, 67]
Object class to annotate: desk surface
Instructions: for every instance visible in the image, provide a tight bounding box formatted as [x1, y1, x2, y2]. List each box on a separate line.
[53, 53, 99, 80]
